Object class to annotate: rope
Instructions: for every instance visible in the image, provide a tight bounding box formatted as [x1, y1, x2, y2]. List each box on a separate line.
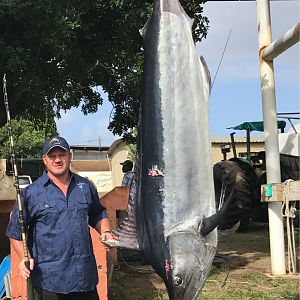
[118, 251, 154, 272]
[213, 255, 230, 288]
[218, 182, 226, 211]
[26, 11, 49, 104]
[211, 0, 241, 88]
[106, 153, 118, 188]
[106, 153, 112, 174]
[281, 179, 297, 275]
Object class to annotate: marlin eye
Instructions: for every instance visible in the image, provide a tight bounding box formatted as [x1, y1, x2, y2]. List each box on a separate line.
[173, 276, 183, 286]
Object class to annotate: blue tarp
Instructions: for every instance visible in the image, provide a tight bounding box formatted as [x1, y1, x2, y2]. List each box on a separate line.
[0, 255, 11, 298]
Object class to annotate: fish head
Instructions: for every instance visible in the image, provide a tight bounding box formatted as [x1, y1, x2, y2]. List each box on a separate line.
[165, 231, 216, 300]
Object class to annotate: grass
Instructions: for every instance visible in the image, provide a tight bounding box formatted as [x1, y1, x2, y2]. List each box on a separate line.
[109, 225, 299, 299]
[197, 270, 299, 300]
[109, 267, 299, 300]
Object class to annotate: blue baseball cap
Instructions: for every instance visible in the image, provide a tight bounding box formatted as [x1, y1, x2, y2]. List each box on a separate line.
[43, 136, 70, 155]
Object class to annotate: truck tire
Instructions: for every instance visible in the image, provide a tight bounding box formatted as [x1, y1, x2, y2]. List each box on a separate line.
[213, 158, 261, 232]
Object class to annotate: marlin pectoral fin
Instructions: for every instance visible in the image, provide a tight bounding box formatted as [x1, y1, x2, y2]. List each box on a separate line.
[200, 187, 235, 237]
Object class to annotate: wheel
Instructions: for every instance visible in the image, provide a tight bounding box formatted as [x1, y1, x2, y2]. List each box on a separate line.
[213, 158, 261, 231]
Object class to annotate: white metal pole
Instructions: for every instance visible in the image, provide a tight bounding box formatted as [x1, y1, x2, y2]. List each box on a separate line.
[263, 22, 300, 62]
[256, 0, 286, 275]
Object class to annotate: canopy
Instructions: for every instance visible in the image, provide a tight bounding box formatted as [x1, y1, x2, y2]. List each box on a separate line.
[227, 121, 286, 132]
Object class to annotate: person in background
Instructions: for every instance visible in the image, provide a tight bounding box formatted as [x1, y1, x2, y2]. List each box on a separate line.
[120, 159, 134, 187]
[117, 159, 134, 225]
[6, 136, 116, 300]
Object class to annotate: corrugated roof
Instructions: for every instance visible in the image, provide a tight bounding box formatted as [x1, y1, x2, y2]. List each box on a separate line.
[71, 160, 110, 172]
[70, 145, 109, 151]
[211, 136, 264, 144]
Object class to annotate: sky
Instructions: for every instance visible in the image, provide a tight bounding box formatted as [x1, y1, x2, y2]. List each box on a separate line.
[56, 0, 300, 147]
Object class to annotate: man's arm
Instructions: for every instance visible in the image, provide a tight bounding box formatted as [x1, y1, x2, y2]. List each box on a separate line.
[94, 218, 118, 254]
[88, 181, 118, 246]
[10, 238, 34, 279]
[94, 217, 116, 241]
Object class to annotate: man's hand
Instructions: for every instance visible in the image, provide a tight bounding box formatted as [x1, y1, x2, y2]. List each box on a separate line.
[19, 258, 34, 280]
[101, 231, 118, 251]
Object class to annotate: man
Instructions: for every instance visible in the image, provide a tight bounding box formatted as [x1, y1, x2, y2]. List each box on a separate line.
[6, 136, 116, 300]
[120, 159, 134, 187]
[117, 160, 134, 225]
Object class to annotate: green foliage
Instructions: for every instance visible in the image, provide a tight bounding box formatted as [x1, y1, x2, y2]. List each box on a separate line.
[126, 143, 137, 161]
[0, 118, 57, 158]
[0, 0, 209, 141]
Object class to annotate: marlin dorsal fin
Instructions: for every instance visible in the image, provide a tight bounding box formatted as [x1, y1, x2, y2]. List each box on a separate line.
[112, 180, 140, 250]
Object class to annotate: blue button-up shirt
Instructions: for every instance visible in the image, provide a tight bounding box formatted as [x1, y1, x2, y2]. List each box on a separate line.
[6, 171, 107, 293]
[121, 171, 134, 187]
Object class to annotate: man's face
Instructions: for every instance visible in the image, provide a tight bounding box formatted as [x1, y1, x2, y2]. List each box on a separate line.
[43, 147, 71, 178]
[122, 164, 131, 173]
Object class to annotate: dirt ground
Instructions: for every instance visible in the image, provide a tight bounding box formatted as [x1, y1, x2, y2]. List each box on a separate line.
[108, 222, 299, 300]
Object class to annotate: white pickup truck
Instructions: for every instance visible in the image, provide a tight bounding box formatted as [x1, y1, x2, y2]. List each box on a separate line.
[18, 175, 32, 190]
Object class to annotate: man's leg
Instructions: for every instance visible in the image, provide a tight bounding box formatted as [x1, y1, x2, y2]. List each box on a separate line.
[67, 289, 99, 300]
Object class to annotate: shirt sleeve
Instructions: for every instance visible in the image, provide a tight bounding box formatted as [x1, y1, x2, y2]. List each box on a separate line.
[6, 189, 29, 240]
[88, 182, 107, 228]
[121, 172, 134, 187]
[121, 174, 127, 186]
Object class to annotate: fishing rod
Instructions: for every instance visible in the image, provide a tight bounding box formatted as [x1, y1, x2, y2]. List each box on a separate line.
[3, 74, 34, 300]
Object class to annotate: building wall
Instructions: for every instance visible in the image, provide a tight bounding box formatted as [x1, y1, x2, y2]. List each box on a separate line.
[106, 138, 265, 184]
[0, 159, 16, 201]
[211, 138, 265, 164]
[71, 149, 108, 160]
[107, 140, 129, 187]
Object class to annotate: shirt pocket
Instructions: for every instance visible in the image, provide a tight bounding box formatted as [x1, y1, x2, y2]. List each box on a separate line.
[76, 187, 91, 215]
[76, 196, 89, 216]
[73, 196, 92, 256]
[37, 201, 59, 225]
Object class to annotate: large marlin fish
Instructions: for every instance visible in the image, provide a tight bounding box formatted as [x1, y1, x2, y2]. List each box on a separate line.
[104, 1, 231, 299]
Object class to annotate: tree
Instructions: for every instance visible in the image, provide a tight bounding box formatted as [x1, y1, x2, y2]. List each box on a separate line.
[0, 0, 209, 141]
[126, 143, 137, 162]
[0, 118, 57, 158]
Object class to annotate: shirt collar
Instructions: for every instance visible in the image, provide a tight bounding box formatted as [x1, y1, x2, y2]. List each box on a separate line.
[41, 170, 75, 186]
